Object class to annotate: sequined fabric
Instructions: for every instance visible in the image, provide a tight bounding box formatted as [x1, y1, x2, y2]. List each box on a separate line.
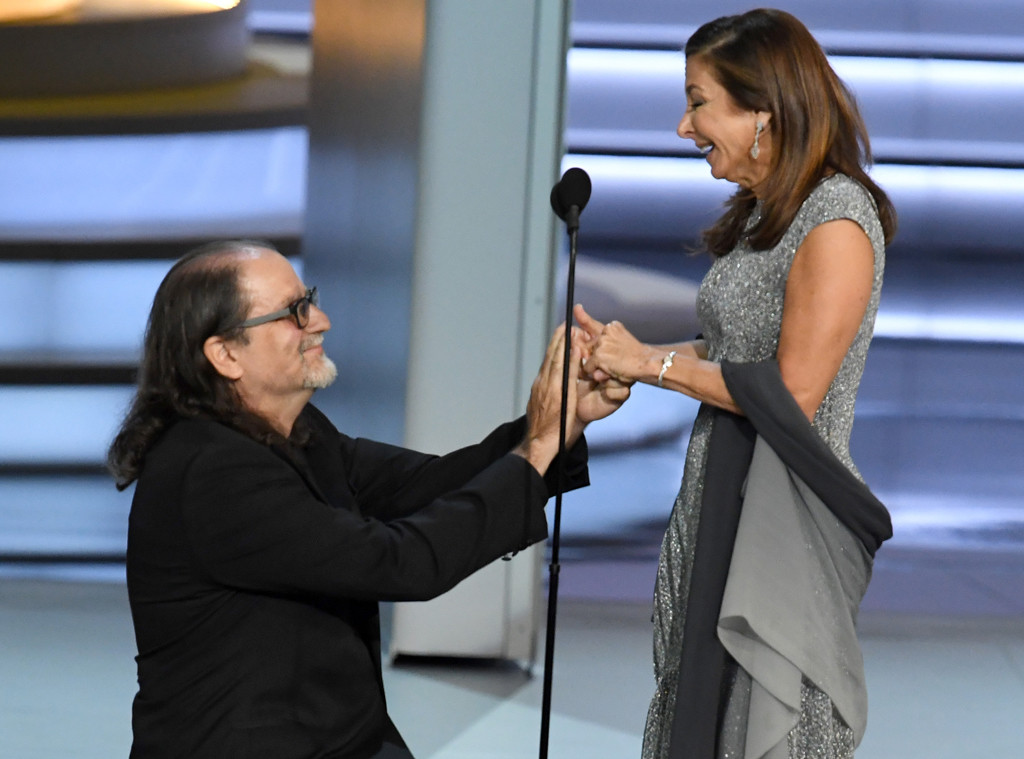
[642, 175, 884, 759]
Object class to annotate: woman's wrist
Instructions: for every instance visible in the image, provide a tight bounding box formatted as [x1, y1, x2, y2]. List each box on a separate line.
[639, 346, 670, 385]
[657, 350, 678, 387]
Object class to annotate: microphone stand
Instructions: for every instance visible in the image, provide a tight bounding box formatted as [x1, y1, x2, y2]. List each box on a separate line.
[539, 203, 581, 759]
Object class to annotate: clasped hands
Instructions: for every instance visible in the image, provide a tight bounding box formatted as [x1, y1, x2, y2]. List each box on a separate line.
[516, 304, 646, 475]
[573, 303, 657, 388]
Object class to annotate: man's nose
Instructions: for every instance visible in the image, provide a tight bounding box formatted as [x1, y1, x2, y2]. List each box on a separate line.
[307, 303, 331, 332]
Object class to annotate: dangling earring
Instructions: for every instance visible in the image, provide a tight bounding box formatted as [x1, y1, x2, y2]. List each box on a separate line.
[750, 120, 764, 160]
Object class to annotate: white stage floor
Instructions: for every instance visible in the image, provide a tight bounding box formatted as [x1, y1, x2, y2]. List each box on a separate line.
[2, 571, 1023, 759]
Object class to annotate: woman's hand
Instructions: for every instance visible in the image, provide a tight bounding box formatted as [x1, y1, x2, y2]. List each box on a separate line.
[574, 304, 741, 413]
[574, 304, 660, 385]
[571, 313, 633, 440]
[571, 323, 632, 428]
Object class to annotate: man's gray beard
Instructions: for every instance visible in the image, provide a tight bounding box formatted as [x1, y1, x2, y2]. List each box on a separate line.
[303, 355, 338, 390]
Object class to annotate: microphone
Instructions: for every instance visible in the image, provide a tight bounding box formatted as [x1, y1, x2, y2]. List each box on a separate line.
[549, 167, 592, 232]
[539, 164, 592, 759]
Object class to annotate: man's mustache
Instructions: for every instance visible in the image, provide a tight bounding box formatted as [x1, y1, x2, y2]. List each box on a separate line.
[300, 335, 324, 352]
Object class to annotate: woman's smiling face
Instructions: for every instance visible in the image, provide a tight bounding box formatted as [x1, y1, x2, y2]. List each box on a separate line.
[676, 55, 772, 195]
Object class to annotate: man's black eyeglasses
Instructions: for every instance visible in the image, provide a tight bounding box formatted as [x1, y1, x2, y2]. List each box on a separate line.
[236, 287, 319, 330]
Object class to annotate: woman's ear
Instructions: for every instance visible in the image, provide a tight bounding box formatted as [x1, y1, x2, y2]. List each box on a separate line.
[203, 335, 244, 380]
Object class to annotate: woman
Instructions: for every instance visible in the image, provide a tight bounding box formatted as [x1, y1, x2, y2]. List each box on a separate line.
[577, 9, 898, 759]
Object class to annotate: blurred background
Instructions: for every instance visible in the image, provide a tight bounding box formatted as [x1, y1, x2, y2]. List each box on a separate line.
[1, 1, 1022, 757]
[2, 0, 1022, 601]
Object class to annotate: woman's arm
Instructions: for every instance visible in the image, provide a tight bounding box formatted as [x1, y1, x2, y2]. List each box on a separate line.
[776, 219, 874, 419]
[575, 303, 741, 413]
[576, 217, 874, 420]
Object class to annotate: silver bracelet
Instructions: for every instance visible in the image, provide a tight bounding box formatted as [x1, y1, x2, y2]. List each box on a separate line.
[657, 350, 677, 387]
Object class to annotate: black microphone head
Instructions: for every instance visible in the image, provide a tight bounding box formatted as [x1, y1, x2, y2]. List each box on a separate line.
[550, 167, 592, 221]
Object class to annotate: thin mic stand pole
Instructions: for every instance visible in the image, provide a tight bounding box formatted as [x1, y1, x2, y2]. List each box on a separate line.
[539, 204, 580, 759]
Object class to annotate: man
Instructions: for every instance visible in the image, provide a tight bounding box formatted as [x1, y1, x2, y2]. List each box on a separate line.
[108, 240, 628, 759]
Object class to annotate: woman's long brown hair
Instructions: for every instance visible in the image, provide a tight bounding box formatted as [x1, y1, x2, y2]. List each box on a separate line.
[687, 8, 897, 256]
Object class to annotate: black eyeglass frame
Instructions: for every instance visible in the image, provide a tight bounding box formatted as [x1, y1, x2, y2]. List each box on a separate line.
[235, 287, 319, 330]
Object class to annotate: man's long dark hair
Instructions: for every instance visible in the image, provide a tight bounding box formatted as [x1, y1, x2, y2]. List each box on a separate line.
[107, 240, 284, 490]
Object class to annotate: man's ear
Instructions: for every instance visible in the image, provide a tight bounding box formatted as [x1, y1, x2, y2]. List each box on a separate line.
[203, 335, 244, 380]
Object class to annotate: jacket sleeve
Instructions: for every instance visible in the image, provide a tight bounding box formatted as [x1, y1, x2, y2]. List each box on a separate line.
[178, 430, 550, 603]
[305, 406, 589, 523]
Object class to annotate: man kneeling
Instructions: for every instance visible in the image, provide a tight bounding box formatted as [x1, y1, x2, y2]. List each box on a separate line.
[108, 240, 628, 759]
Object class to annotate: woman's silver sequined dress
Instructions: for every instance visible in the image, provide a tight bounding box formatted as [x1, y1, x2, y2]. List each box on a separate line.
[642, 175, 886, 759]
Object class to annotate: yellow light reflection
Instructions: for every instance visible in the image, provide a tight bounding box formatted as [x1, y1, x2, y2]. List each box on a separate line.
[0, 0, 81, 23]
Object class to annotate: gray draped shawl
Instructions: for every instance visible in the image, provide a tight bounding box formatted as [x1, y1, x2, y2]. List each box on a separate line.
[668, 360, 892, 759]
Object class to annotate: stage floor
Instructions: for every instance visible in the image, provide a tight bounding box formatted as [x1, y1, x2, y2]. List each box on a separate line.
[1, 570, 1022, 759]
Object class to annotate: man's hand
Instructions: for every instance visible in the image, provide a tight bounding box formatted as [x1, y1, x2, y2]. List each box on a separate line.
[513, 324, 580, 476]
[576, 373, 631, 427]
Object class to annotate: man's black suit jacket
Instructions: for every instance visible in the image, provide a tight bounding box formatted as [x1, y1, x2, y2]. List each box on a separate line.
[126, 404, 587, 759]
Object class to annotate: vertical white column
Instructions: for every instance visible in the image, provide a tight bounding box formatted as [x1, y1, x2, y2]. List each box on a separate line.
[304, 0, 571, 661]
[394, 0, 570, 663]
